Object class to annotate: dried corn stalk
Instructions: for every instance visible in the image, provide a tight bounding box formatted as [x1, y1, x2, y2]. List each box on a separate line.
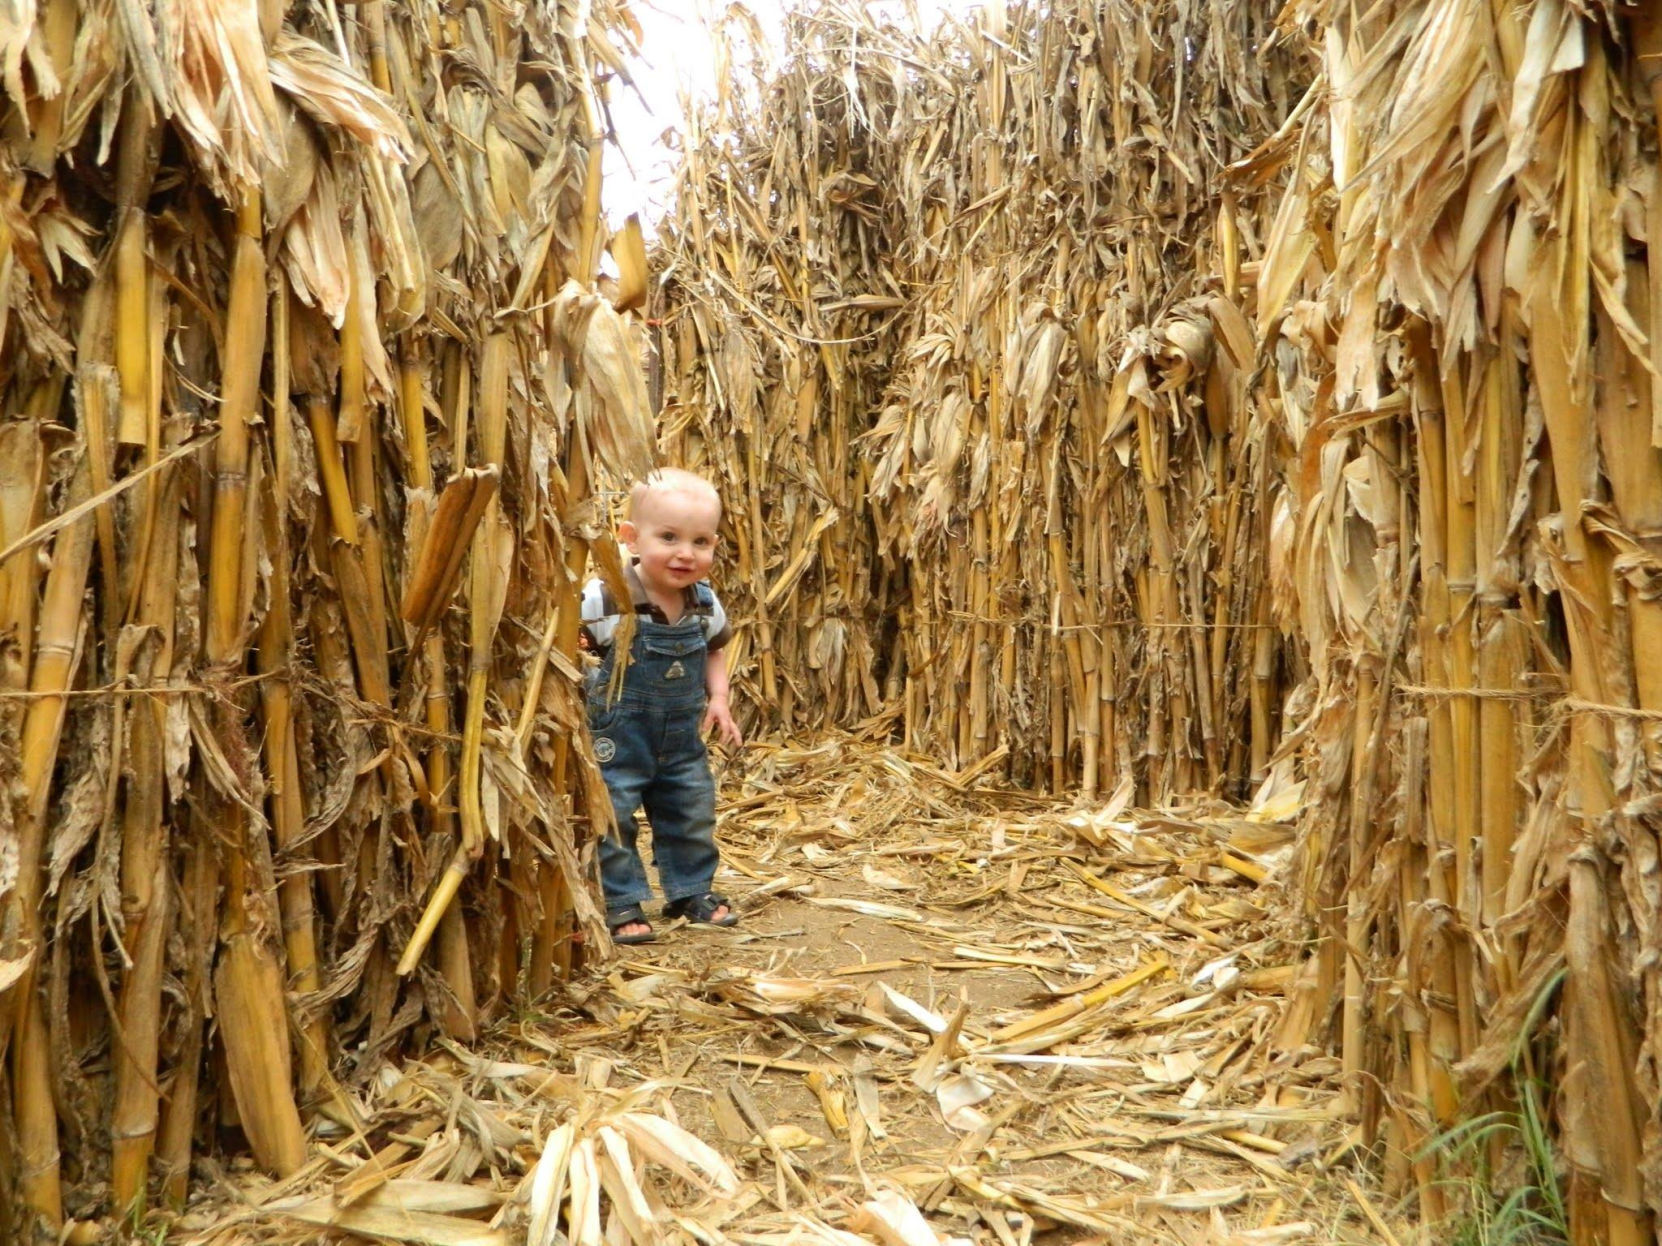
[657, 0, 1662, 1238]
[657, 1, 1302, 801]
[1245, 2, 1661, 1242]
[0, 0, 651, 1228]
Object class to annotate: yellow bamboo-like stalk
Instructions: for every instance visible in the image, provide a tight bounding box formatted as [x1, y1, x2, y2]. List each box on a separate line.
[271, 278, 293, 511]
[113, 211, 150, 446]
[444, 345, 473, 488]
[1048, 636, 1066, 793]
[1403, 327, 1467, 1128]
[334, 540, 391, 706]
[399, 345, 476, 1036]
[0, 411, 46, 696]
[363, 0, 392, 95]
[459, 333, 512, 858]
[110, 425, 182, 1210]
[1044, 523, 1087, 787]
[542, 366, 594, 979]
[434, 894, 478, 1040]
[205, 190, 306, 1178]
[311, 378, 393, 724]
[575, 87, 606, 285]
[257, 441, 329, 1095]
[1340, 663, 1376, 1110]
[1138, 482, 1179, 794]
[1438, 362, 1479, 933]
[399, 468, 499, 631]
[514, 519, 576, 991]
[969, 503, 994, 769]
[108, 117, 169, 1208]
[1395, 720, 1446, 1224]
[7, 244, 123, 1229]
[402, 335, 512, 970]
[400, 348, 431, 496]
[205, 196, 263, 660]
[336, 231, 369, 444]
[113, 83, 155, 452]
[1473, 346, 1520, 941]
[112, 887, 174, 1198]
[82, 275, 121, 634]
[745, 435, 779, 710]
[307, 394, 359, 546]
[124, 219, 172, 637]
[397, 849, 470, 979]
[1531, 220, 1651, 1245]
[337, 256, 393, 713]
[1209, 448, 1244, 785]
[1187, 555, 1217, 786]
[155, 820, 215, 1208]
[398, 339, 483, 973]
[9, 455, 94, 1229]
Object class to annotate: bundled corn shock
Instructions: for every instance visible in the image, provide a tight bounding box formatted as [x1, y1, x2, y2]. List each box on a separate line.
[655, 1, 1306, 802]
[0, 0, 655, 1230]
[657, 0, 1662, 1239]
[1258, 2, 1662, 1242]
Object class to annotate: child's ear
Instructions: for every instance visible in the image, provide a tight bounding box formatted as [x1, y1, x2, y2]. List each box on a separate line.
[617, 519, 638, 547]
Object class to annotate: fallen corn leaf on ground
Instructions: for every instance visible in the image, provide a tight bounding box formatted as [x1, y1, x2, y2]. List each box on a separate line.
[163, 727, 1395, 1246]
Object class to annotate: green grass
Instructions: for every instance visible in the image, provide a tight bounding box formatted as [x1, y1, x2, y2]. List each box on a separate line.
[1414, 972, 1569, 1246]
[120, 1208, 173, 1245]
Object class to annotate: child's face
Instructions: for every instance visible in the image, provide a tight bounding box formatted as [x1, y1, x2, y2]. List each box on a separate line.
[621, 489, 721, 597]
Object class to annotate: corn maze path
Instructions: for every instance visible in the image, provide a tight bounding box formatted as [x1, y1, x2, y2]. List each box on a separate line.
[175, 730, 1389, 1246]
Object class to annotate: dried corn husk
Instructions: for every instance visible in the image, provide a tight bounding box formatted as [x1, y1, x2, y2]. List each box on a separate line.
[0, 0, 650, 1228]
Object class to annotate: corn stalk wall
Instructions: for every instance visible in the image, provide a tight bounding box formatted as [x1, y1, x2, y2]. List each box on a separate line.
[658, 0, 1662, 1236]
[0, 0, 650, 1231]
[659, 2, 1303, 802]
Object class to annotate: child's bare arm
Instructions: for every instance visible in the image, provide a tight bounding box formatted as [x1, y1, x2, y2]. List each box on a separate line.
[703, 647, 742, 747]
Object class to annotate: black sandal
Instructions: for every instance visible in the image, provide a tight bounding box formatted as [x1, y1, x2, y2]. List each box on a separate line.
[664, 892, 739, 928]
[609, 904, 657, 945]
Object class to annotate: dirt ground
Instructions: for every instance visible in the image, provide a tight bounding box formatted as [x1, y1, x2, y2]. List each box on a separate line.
[171, 731, 1396, 1246]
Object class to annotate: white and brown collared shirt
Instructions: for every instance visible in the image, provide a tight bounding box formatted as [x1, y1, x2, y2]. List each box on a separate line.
[578, 562, 732, 656]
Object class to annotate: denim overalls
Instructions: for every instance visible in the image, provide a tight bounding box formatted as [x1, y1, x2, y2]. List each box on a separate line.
[586, 592, 719, 915]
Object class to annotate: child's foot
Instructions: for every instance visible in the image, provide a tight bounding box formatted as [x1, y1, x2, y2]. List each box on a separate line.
[663, 892, 739, 928]
[609, 904, 657, 945]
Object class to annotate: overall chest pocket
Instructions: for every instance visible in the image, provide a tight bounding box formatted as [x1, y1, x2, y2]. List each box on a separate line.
[640, 632, 704, 685]
[643, 634, 704, 659]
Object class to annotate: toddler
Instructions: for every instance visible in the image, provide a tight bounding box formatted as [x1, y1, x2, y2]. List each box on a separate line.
[580, 468, 743, 944]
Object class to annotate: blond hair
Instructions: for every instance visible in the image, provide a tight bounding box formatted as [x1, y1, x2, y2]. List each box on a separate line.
[627, 468, 721, 522]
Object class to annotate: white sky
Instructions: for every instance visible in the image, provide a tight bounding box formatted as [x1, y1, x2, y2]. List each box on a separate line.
[599, 2, 739, 229]
[599, 1, 981, 230]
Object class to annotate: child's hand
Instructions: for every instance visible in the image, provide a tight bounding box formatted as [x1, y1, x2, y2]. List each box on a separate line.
[703, 694, 743, 748]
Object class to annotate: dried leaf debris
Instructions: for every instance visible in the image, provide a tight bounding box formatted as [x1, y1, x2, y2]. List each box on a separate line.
[173, 738, 1375, 1246]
